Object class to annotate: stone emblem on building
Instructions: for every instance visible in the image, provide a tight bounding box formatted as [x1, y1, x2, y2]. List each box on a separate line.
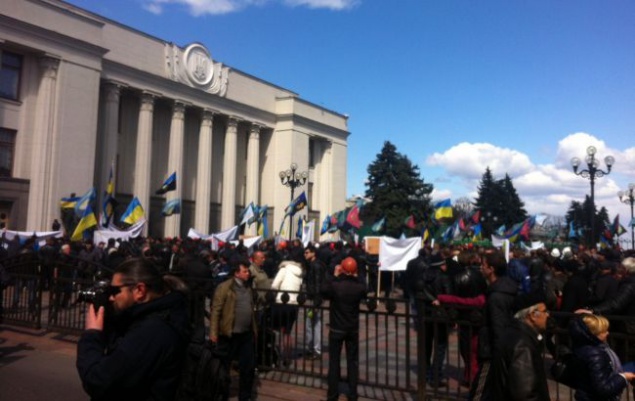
[166, 43, 229, 97]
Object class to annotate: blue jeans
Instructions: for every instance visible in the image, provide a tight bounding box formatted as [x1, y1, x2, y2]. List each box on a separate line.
[305, 309, 322, 354]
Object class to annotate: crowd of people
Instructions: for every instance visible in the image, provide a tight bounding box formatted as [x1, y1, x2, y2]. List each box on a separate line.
[3, 231, 635, 401]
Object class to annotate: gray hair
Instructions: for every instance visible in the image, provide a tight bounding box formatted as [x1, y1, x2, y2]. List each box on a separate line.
[623, 257, 635, 274]
[514, 303, 542, 320]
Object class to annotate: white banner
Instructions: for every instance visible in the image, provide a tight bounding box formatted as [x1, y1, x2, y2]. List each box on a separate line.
[93, 219, 146, 245]
[378, 236, 421, 272]
[2, 229, 63, 247]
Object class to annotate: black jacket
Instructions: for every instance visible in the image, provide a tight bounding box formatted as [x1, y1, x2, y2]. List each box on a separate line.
[478, 275, 518, 360]
[569, 317, 628, 401]
[305, 258, 326, 299]
[321, 274, 366, 332]
[490, 320, 550, 401]
[404, 254, 428, 298]
[76, 291, 190, 401]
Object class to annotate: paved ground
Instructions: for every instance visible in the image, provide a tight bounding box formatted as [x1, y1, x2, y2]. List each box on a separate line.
[0, 324, 380, 401]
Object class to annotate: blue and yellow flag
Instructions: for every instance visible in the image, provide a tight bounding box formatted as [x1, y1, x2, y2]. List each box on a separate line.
[71, 205, 97, 242]
[121, 197, 145, 225]
[60, 196, 80, 209]
[434, 199, 453, 220]
[258, 206, 269, 237]
[102, 164, 117, 227]
[156, 172, 177, 195]
[284, 191, 308, 216]
[75, 188, 96, 218]
[161, 198, 181, 216]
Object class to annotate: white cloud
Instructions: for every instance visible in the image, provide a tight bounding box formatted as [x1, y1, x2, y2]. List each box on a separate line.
[425, 133, 634, 219]
[427, 142, 534, 181]
[142, 0, 359, 15]
[284, 0, 359, 10]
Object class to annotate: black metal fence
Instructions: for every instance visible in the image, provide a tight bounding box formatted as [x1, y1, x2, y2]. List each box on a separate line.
[3, 255, 635, 401]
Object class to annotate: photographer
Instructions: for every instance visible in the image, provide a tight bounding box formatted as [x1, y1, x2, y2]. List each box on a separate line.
[76, 258, 190, 401]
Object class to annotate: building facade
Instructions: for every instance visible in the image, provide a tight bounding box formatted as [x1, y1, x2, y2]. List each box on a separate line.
[0, 0, 349, 238]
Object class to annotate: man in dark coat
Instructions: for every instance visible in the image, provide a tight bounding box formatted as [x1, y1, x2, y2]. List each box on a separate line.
[470, 251, 518, 401]
[76, 258, 190, 401]
[321, 257, 367, 401]
[303, 244, 326, 359]
[489, 294, 551, 401]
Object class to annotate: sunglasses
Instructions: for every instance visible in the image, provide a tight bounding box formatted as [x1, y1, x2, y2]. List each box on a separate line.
[107, 283, 135, 296]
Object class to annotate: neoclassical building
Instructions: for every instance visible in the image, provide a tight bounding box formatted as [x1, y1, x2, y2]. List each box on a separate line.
[0, 0, 349, 238]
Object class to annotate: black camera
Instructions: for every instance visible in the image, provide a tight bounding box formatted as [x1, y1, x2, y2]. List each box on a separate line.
[77, 279, 112, 311]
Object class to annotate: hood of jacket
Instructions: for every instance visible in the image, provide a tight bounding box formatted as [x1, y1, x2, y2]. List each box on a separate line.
[569, 315, 602, 349]
[279, 260, 304, 278]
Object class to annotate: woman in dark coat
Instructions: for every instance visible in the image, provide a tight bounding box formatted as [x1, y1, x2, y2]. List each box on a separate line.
[569, 314, 635, 401]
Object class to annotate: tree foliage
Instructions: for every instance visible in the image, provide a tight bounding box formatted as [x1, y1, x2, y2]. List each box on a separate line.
[473, 168, 527, 237]
[565, 195, 610, 246]
[362, 141, 433, 237]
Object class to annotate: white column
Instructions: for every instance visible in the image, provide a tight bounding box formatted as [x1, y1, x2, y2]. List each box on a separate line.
[164, 101, 186, 238]
[319, 141, 333, 225]
[245, 124, 261, 236]
[101, 81, 122, 196]
[133, 92, 156, 235]
[220, 117, 239, 230]
[195, 110, 215, 233]
[27, 56, 60, 231]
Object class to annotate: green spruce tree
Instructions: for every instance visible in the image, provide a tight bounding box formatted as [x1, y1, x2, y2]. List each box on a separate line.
[363, 141, 433, 238]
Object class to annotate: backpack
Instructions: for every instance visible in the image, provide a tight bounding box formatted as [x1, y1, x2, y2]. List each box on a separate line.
[175, 341, 230, 401]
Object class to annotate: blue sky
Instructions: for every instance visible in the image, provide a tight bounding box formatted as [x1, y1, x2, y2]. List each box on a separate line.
[67, 0, 635, 242]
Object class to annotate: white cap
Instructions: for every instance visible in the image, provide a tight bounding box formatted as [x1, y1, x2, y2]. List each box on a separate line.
[550, 248, 561, 258]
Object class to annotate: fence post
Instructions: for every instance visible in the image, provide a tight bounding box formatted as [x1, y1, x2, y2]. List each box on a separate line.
[416, 288, 427, 400]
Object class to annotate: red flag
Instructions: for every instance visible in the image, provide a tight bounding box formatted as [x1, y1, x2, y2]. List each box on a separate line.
[458, 218, 466, 231]
[471, 210, 481, 224]
[519, 218, 531, 241]
[404, 214, 415, 229]
[346, 205, 362, 229]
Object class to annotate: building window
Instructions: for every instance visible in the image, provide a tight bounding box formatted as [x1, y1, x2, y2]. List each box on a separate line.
[0, 128, 16, 177]
[0, 51, 23, 101]
[309, 138, 316, 168]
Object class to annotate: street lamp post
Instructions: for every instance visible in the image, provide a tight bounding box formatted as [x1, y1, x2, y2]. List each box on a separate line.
[570, 146, 615, 247]
[618, 183, 635, 250]
[279, 163, 308, 240]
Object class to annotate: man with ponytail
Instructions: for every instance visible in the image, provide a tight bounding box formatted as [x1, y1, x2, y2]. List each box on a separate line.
[76, 258, 190, 401]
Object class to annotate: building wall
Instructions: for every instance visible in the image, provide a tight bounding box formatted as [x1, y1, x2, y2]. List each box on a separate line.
[0, 0, 349, 237]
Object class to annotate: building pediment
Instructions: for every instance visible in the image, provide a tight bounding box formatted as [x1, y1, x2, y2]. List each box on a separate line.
[165, 43, 228, 97]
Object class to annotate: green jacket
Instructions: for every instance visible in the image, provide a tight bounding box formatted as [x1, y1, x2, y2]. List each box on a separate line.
[210, 278, 256, 339]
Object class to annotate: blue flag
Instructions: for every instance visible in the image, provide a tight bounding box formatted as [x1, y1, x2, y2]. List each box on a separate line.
[285, 191, 308, 216]
[156, 172, 177, 195]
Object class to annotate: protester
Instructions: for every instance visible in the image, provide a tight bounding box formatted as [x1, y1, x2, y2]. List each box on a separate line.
[303, 244, 326, 359]
[470, 250, 518, 401]
[569, 314, 635, 401]
[210, 260, 257, 401]
[76, 258, 190, 401]
[489, 293, 551, 400]
[270, 245, 305, 366]
[321, 256, 367, 401]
